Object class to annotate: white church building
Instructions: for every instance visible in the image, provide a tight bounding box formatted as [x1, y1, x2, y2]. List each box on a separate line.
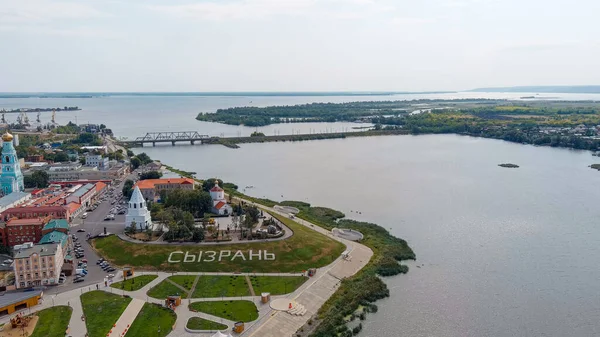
[210, 181, 233, 216]
[125, 186, 152, 230]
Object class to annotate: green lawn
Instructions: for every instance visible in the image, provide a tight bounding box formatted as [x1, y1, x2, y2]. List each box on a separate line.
[110, 275, 158, 291]
[81, 291, 132, 337]
[30, 306, 72, 337]
[189, 300, 258, 322]
[192, 275, 250, 298]
[125, 303, 176, 337]
[92, 212, 345, 272]
[147, 279, 188, 299]
[168, 275, 197, 290]
[249, 276, 308, 295]
[186, 317, 228, 331]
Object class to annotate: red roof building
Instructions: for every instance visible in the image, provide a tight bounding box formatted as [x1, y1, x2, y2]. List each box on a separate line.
[3, 217, 52, 247]
[134, 178, 195, 201]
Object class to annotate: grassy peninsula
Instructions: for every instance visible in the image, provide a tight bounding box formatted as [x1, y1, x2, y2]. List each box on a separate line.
[197, 99, 600, 152]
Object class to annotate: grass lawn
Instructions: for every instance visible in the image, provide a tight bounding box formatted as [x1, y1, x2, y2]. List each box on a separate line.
[92, 212, 345, 272]
[30, 306, 72, 337]
[186, 317, 228, 331]
[168, 275, 197, 290]
[192, 275, 250, 298]
[249, 276, 308, 295]
[147, 279, 188, 299]
[189, 300, 258, 322]
[125, 303, 176, 337]
[110, 275, 158, 291]
[81, 291, 132, 337]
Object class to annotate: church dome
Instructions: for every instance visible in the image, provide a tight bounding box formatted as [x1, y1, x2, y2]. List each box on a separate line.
[2, 132, 13, 142]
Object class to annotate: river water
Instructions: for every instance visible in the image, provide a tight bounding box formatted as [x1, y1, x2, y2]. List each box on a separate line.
[4, 92, 600, 336]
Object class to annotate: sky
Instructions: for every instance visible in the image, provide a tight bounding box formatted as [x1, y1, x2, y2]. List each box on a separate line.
[1, 0, 599, 92]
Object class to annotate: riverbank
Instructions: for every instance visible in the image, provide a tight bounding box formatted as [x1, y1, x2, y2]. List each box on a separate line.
[153, 161, 415, 335]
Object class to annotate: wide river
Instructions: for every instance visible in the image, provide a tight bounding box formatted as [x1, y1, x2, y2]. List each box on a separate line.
[4, 92, 600, 336]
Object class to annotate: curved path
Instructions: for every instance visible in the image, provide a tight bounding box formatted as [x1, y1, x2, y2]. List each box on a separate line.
[0, 195, 373, 337]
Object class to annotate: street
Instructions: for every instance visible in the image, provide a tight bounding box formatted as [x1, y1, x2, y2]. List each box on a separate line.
[55, 171, 138, 292]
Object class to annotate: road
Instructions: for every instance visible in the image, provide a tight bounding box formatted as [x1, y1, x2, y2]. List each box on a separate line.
[56, 171, 137, 293]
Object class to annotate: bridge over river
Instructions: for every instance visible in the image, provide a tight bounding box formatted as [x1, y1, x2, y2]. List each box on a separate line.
[118, 129, 407, 148]
[118, 131, 220, 146]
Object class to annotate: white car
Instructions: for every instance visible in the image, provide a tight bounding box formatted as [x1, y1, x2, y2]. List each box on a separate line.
[107, 273, 115, 278]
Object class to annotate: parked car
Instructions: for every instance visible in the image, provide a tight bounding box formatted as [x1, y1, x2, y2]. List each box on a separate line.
[74, 278, 84, 283]
[107, 273, 115, 278]
[77, 229, 86, 232]
[81, 259, 88, 263]
[96, 259, 105, 265]
[106, 267, 116, 272]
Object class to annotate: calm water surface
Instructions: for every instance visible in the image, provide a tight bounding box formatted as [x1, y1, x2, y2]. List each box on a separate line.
[3, 91, 600, 139]
[5, 93, 600, 336]
[138, 135, 600, 337]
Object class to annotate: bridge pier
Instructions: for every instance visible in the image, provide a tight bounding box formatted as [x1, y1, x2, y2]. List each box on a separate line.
[191, 140, 195, 145]
[172, 141, 176, 146]
[152, 142, 156, 147]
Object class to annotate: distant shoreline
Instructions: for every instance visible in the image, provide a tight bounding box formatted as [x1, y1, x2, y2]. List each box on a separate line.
[0, 91, 456, 99]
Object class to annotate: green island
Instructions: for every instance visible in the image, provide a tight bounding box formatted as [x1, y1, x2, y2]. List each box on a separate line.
[29, 306, 72, 337]
[110, 274, 158, 291]
[92, 212, 345, 272]
[186, 317, 228, 331]
[124, 303, 176, 337]
[81, 291, 132, 337]
[196, 99, 600, 152]
[498, 163, 519, 168]
[189, 300, 259, 322]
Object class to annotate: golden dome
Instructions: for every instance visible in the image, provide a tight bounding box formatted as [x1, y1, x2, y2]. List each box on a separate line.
[2, 132, 13, 142]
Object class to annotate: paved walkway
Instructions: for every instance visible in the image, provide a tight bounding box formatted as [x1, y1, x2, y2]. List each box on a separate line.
[0, 194, 373, 337]
[245, 275, 256, 296]
[113, 298, 145, 337]
[187, 275, 200, 299]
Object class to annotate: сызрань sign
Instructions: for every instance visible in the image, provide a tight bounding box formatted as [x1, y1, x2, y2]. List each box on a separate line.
[168, 250, 275, 263]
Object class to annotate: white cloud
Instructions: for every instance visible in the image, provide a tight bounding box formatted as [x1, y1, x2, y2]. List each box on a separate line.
[147, 0, 398, 21]
[389, 17, 435, 26]
[0, 0, 109, 23]
[147, 0, 318, 21]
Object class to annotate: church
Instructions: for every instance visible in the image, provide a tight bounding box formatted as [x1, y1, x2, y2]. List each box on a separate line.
[210, 180, 233, 216]
[125, 186, 152, 230]
[0, 132, 24, 196]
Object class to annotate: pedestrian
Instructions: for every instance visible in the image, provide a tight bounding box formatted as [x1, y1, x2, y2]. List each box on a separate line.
[96, 284, 99, 290]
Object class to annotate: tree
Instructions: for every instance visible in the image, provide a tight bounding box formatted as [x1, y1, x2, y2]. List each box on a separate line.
[122, 179, 134, 199]
[24, 170, 50, 188]
[139, 171, 162, 180]
[53, 152, 70, 162]
[161, 189, 213, 217]
[126, 149, 134, 157]
[192, 227, 204, 242]
[135, 153, 152, 164]
[126, 220, 137, 235]
[243, 205, 260, 239]
[130, 157, 141, 170]
[202, 178, 224, 192]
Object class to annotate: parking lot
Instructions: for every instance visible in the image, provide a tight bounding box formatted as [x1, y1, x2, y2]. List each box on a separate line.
[54, 173, 138, 292]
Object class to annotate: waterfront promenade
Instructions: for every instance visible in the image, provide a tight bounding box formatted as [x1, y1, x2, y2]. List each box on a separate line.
[0, 192, 372, 337]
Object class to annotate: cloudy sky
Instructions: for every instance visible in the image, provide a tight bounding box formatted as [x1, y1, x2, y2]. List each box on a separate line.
[1, 0, 598, 92]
